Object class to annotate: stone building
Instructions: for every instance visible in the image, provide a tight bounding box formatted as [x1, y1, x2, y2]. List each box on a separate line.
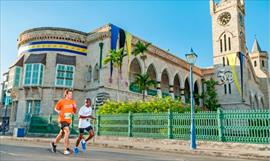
[1, 0, 269, 130]
[210, 0, 269, 109]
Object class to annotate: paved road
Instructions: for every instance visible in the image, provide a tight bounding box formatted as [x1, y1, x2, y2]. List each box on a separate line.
[0, 139, 263, 161]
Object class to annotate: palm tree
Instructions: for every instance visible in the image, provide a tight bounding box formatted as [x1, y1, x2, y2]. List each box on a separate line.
[131, 73, 156, 101]
[132, 40, 151, 73]
[103, 48, 127, 101]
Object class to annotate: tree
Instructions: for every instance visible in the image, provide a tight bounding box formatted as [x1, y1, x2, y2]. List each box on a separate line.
[103, 48, 127, 101]
[131, 73, 156, 101]
[198, 78, 220, 111]
[132, 40, 151, 73]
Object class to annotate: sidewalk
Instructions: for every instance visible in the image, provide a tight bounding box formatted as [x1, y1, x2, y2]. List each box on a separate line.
[1, 135, 269, 160]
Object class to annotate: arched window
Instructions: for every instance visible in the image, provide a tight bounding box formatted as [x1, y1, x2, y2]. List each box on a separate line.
[224, 84, 227, 94]
[262, 60, 265, 67]
[228, 83, 231, 94]
[87, 65, 92, 82]
[224, 34, 227, 51]
[254, 60, 257, 67]
[220, 39, 223, 52]
[93, 63, 99, 81]
[228, 37, 231, 50]
[223, 57, 225, 66]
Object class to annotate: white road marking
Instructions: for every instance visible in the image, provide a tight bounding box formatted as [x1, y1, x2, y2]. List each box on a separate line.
[0, 150, 20, 156]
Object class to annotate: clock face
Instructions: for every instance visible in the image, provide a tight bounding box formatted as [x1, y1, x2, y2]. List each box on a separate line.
[218, 12, 231, 25]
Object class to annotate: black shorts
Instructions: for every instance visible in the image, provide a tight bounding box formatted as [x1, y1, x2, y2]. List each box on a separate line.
[79, 125, 93, 134]
[60, 121, 70, 130]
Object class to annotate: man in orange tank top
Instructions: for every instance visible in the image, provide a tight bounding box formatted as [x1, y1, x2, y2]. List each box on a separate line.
[51, 89, 76, 155]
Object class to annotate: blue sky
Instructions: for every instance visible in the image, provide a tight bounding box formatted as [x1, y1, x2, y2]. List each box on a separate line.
[1, 0, 269, 81]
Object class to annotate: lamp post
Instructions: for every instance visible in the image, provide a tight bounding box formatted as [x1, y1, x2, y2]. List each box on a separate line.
[185, 48, 197, 150]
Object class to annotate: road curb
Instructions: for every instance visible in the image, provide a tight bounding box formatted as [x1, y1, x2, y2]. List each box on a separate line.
[1, 136, 269, 160]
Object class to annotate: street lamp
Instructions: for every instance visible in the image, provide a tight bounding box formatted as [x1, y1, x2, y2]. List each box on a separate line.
[185, 48, 197, 150]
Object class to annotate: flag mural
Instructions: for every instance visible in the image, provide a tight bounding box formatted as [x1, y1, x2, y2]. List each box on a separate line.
[125, 31, 132, 74]
[227, 53, 242, 95]
[109, 24, 133, 83]
[119, 29, 126, 80]
[110, 24, 120, 82]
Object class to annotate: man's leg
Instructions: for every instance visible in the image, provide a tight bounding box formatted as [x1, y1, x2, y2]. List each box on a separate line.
[85, 128, 94, 142]
[51, 130, 64, 152]
[76, 133, 84, 147]
[63, 126, 70, 151]
[54, 130, 64, 144]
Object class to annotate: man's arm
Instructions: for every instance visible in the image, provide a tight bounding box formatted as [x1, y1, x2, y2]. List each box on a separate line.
[54, 100, 62, 114]
[79, 115, 96, 119]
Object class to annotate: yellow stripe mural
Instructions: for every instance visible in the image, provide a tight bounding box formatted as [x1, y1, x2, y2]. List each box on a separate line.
[18, 41, 87, 56]
[227, 53, 241, 95]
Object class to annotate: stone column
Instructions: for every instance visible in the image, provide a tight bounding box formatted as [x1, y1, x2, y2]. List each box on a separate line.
[156, 73, 162, 97]
[180, 82, 185, 102]
[169, 85, 174, 99]
[156, 81, 162, 98]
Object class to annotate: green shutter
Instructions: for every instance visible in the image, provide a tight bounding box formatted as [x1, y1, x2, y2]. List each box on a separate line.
[33, 100, 41, 115]
[24, 64, 32, 85]
[14, 67, 21, 87]
[39, 65, 43, 85]
[31, 64, 39, 85]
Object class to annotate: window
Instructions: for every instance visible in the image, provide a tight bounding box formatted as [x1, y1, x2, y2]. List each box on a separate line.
[223, 57, 225, 66]
[93, 63, 99, 81]
[224, 84, 227, 94]
[262, 60, 265, 67]
[14, 67, 22, 87]
[33, 100, 41, 115]
[224, 34, 227, 51]
[87, 66, 92, 82]
[220, 39, 223, 52]
[24, 64, 44, 86]
[55, 64, 75, 87]
[228, 83, 231, 94]
[227, 58, 229, 65]
[228, 37, 231, 50]
[24, 100, 41, 121]
[254, 61, 257, 67]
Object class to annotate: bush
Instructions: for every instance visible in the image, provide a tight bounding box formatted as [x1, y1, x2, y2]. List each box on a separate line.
[97, 96, 201, 114]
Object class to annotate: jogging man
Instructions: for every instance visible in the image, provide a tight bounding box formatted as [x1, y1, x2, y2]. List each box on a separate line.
[73, 98, 96, 154]
[51, 89, 76, 155]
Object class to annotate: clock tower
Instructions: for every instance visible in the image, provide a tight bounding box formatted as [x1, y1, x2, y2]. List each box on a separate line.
[210, 0, 248, 108]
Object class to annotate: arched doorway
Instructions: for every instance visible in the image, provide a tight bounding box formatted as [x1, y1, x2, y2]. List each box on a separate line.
[194, 81, 199, 105]
[161, 69, 170, 97]
[184, 78, 190, 103]
[173, 74, 181, 100]
[129, 58, 142, 93]
[146, 64, 157, 96]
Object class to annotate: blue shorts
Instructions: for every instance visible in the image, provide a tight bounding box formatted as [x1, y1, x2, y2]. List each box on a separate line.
[79, 125, 93, 134]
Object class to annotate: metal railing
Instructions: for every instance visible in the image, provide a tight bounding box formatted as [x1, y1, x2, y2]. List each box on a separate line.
[28, 109, 270, 144]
